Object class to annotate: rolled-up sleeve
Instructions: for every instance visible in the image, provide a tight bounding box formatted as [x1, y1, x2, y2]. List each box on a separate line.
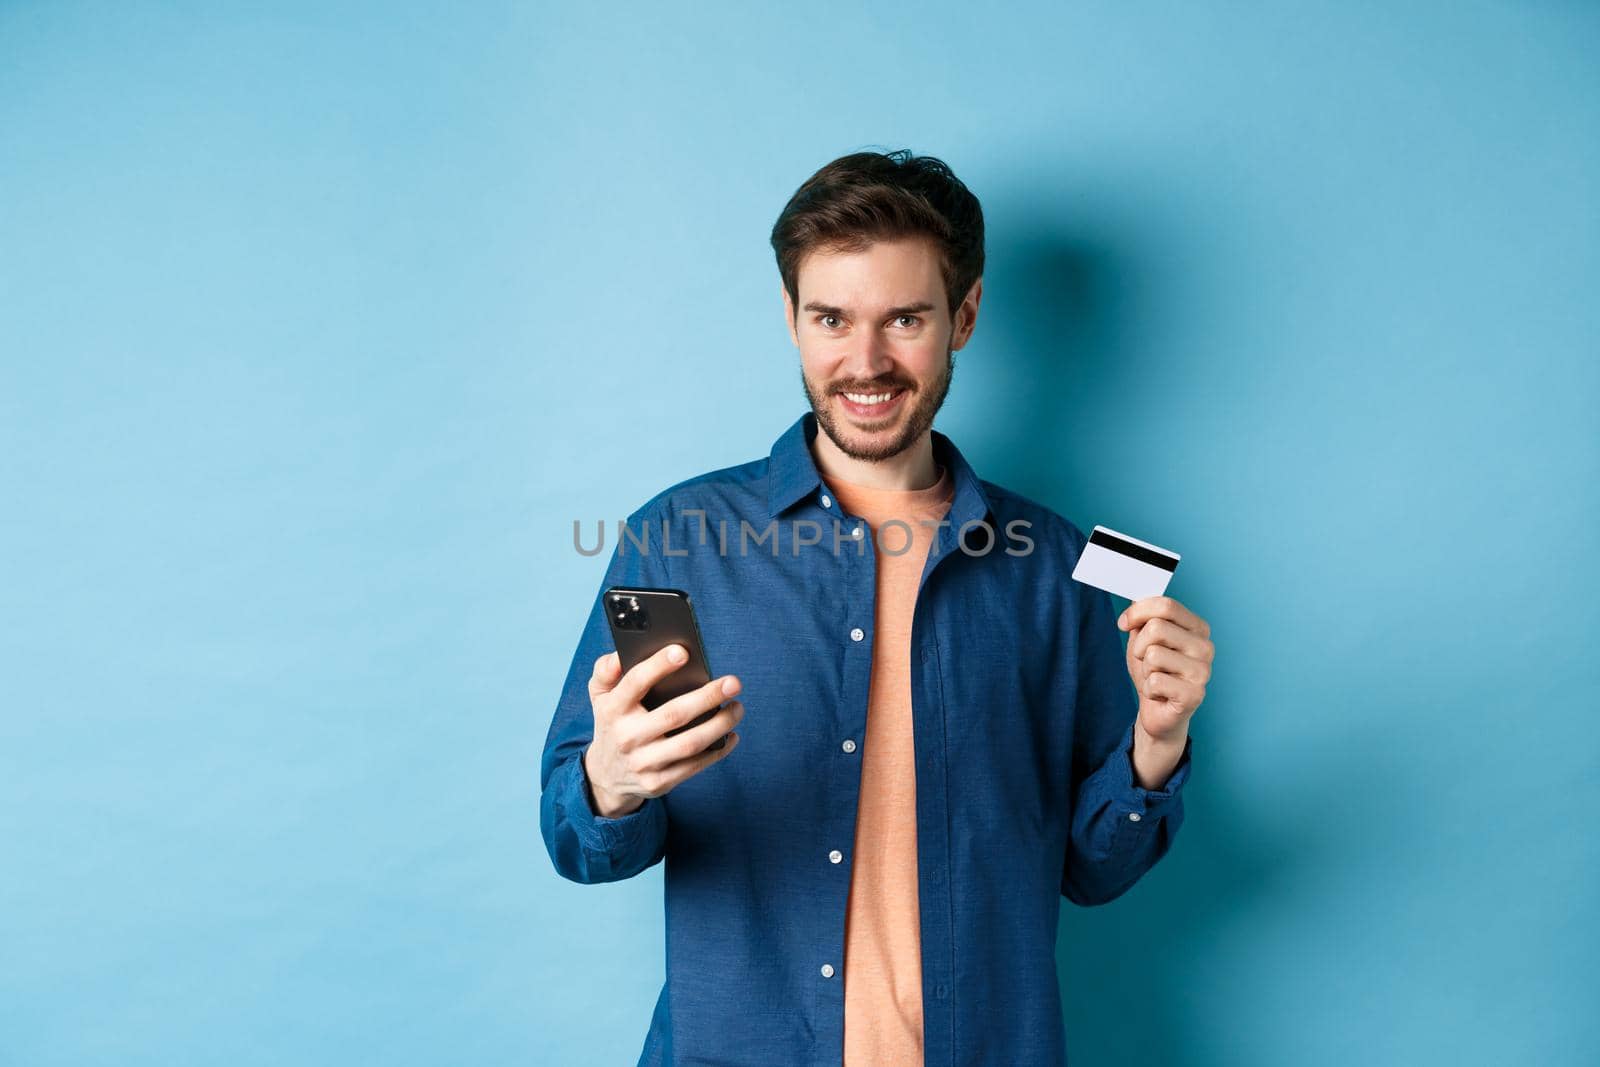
[540, 504, 673, 884]
[1061, 569, 1192, 907]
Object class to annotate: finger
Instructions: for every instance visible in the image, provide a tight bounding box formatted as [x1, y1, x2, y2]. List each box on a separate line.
[639, 673, 742, 744]
[639, 700, 746, 770]
[649, 729, 741, 793]
[611, 643, 693, 711]
[1144, 670, 1202, 715]
[1119, 596, 1210, 638]
[587, 651, 623, 699]
[1120, 595, 1189, 632]
[1129, 618, 1213, 663]
[1141, 645, 1211, 685]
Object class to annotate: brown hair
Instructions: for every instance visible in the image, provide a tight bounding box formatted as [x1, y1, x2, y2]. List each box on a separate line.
[769, 148, 985, 320]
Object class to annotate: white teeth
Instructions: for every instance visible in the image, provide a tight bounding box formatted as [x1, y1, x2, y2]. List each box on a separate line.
[843, 391, 897, 405]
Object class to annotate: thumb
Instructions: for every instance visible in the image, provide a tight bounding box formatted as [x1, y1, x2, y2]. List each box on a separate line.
[589, 650, 624, 696]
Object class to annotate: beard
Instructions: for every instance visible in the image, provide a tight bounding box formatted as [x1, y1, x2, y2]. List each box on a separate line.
[801, 342, 956, 462]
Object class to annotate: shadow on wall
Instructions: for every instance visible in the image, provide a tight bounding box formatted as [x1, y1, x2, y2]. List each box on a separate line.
[977, 232, 1299, 1065]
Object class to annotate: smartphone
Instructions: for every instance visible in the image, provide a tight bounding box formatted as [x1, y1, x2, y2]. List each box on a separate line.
[603, 586, 728, 751]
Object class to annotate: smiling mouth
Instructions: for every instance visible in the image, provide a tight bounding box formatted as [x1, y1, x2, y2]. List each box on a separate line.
[836, 388, 907, 418]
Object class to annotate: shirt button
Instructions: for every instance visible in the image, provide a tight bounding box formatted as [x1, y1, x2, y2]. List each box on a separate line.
[821, 963, 835, 978]
[829, 849, 843, 864]
[850, 627, 864, 642]
[1128, 812, 1143, 822]
[851, 525, 863, 539]
[841, 739, 857, 753]
[821, 494, 831, 508]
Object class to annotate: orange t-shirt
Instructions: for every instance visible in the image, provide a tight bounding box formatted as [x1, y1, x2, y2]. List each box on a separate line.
[819, 461, 955, 1067]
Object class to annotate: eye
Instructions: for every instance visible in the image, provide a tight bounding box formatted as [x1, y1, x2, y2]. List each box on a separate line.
[818, 314, 842, 330]
[893, 315, 921, 328]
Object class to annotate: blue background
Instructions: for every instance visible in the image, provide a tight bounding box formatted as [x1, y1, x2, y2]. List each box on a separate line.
[3, 2, 1596, 1064]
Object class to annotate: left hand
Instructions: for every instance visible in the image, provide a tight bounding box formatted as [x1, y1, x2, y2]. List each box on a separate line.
[1117, 595, 1213, 748]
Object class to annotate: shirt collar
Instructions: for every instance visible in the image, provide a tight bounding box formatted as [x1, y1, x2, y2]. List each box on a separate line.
[765, 411, 996, 532]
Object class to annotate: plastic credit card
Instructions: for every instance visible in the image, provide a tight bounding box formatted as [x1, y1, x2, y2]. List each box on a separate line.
[1070, 525, 1181, 602]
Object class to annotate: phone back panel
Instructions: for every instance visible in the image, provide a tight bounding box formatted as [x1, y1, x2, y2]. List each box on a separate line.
[603, 588, 718, 740]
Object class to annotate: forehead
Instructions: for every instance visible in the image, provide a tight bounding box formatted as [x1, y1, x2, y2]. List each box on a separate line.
[796, 236, 944, 306]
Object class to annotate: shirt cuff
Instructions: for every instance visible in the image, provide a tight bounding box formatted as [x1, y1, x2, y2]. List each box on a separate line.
[565, 744, 664, 854]
[1110, 721, 1192, 824]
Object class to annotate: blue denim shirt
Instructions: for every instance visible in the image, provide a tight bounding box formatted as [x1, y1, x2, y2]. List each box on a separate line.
[541, 411, 1192, 1066]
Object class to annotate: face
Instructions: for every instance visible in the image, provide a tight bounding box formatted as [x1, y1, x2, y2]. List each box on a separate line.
[783, 236, 981, 462]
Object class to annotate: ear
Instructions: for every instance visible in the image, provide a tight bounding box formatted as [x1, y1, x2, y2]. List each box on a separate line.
[952, 277, 983, 350]
[781, 285, 799, 347]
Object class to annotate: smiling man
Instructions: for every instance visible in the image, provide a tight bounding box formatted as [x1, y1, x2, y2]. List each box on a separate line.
[541, 149, 1215, 1067]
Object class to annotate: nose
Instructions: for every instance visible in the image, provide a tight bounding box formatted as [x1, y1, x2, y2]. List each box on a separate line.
[840, 331, 896, 382]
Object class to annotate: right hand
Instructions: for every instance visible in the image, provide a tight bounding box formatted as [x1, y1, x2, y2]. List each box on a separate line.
[582, 644, 744, 818]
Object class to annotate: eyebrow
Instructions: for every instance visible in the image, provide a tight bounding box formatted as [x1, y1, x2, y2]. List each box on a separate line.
[802, 301, 937, 318]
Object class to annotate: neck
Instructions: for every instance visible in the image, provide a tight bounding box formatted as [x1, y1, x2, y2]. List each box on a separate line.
[811, 426, 940, 491]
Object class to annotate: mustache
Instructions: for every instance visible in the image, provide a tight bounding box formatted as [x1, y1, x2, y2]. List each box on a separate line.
[830, 380, 913, 394]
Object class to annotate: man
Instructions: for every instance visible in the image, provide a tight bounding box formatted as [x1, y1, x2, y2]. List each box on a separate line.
[541, 149, 1215, 1066]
